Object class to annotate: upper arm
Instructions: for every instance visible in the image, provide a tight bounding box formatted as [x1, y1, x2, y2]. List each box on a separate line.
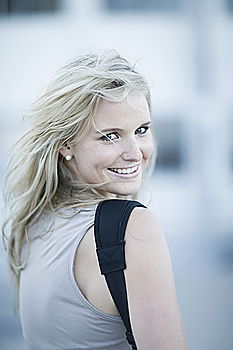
[124, 207, 187, 350]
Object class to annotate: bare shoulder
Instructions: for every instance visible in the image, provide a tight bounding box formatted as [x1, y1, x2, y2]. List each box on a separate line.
[125, 206, 169, 275]
[125, 206, 164, 242]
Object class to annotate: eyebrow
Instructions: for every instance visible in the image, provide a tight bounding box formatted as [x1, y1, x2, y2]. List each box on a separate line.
[94, 121, 151, 134]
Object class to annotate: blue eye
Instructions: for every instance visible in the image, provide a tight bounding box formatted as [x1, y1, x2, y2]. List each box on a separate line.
[136, 126, 149, 135]
[100, 132, 118, 142]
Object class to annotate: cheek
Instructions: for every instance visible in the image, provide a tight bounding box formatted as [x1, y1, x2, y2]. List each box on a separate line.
[88, 146, 120, 169]
[142, 137, 154, 160]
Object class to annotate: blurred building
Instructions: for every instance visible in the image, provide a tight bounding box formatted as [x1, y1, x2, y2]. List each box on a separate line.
[0, 1, 233, 350]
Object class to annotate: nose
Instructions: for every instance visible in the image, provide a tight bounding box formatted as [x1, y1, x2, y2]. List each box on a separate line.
[121, 138, 142, 162]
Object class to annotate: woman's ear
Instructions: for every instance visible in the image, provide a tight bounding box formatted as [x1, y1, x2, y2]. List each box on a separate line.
[59, 143, 72, 158]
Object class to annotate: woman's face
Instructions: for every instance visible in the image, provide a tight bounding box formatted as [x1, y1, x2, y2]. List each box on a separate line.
[63, 91, 154, 196]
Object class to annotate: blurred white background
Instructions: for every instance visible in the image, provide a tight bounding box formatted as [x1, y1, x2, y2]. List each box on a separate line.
[0, 0, 233, 349]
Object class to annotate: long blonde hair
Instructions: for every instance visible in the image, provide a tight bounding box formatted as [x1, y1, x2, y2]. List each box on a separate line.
[2, 50, 156, 288]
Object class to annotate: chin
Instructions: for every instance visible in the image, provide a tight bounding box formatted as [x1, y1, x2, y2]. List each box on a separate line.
[101, 176, 143, 197]
[107, 185, 140, 197]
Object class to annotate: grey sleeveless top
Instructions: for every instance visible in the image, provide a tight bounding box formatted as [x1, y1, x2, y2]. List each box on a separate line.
[19, 205, 131, 350]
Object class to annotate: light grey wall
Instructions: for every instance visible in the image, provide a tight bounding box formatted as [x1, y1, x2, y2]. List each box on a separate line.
[0, 1, 233, 349]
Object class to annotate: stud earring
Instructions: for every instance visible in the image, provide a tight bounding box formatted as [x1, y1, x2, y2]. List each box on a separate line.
[65, 155, 72, 161]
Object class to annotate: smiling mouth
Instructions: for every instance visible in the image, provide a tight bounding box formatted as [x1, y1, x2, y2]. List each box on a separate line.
[108, 165, 139, 175]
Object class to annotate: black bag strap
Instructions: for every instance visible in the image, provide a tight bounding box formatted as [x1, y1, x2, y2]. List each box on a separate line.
[94, 199, 147, 350]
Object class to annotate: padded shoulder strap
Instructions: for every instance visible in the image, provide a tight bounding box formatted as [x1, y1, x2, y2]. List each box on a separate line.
[94, 199, 147, 350]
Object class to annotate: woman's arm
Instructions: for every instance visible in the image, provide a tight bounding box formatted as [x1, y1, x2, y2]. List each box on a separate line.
[124, 207, 187, 350]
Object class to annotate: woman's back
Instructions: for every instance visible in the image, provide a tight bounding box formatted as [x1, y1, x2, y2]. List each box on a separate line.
[20, 205, 131, 350]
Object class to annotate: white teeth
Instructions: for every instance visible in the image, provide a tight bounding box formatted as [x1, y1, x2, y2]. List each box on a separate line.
[109, 165, 138, 175]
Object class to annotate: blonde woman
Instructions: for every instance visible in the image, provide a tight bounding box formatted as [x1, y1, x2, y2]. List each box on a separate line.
[3, 51, 187, 350]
